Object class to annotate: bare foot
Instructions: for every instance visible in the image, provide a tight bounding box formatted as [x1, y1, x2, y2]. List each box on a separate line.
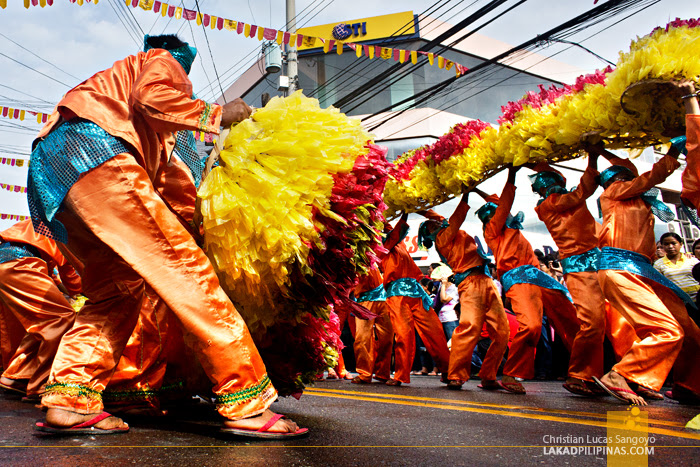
[223, 409, 299, 434]
[600, 372, 647, 406]
[45, 408, 129, 430]
[0, 376, 28, 393]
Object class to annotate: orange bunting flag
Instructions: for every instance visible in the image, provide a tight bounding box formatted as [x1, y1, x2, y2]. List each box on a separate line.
[323, 40, 331, 53]
[196, 12, 202, 25]
[211, 16, 218, 29]
[1, 0, 8, 8]
[175, 6, 182, 19]
[244, 23, 251, 37]
[139, 0, 153, 10]
[445, 59, 453, 71]
[410, 50, 417, 64]
[355, 44, 362, 58]
[257, 26, 265, 40]
[380, 47, 392, 60]
[428, 53, 434, 66]
[224, 19, 236, 30]
[337, 42, 343, 54]
[276, 30, 284, 44]
[399, 49, 407, 63]
[289, 34, 297, 46]
[438, 56, 445, 69]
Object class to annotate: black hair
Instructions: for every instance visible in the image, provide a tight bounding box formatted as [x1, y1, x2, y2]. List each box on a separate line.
[430, 263, 442, 270]
[145, 34, 188, 51]
[693, 238, 700, 252]
[659, 232, 683, 244]
[534, 249, 545, 260]
[420, 278, 432, 287]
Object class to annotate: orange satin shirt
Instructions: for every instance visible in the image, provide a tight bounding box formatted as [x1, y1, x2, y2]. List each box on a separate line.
[483, 183, 539, 277]
[534, 166, 599, 259]
[36, 49, 222, 184]
[382, 217, 423, 284]
[0, 219, 81, 295]
[423, 198, 484, 273]
[598, 154, 680, 260]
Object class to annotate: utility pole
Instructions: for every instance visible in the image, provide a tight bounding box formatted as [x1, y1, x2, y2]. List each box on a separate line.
[286, 0, 298, 94]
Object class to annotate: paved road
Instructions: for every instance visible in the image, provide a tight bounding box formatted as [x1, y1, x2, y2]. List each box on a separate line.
[0, 378, 698, 466]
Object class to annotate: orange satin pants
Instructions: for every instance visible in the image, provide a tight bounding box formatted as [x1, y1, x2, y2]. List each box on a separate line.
[599, 269, 700, 393]
[0, 257, 76, 396]
[103, 286, 188, 411]
[448, 274, 509, 383]
[386, 295, 450, 383]
[503, 283, 543, 380]
[0, 300, 28, 372]
[539, 288, 580, 352]
[43, 153, 275, 419]
[561, 271, 605, 382]
[605, 302, 638, 360]
[333, 307, 350, 377]
[353, 300, 393, 381]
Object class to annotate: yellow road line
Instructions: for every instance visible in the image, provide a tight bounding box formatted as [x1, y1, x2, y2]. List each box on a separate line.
[305, 387, 687, 428]
[304, 389, 700, 441]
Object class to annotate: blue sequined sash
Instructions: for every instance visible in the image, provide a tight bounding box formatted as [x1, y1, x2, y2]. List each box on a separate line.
[453, 263, 490, 286]
[356, 283, 387, 303]
[28, 119, 129, 242]
[598, 247, 696, 310]
[501, 265, 572, 302]
[561, 248, 600, 275]
[0, 243, 39, 264]
[385, 277, 433, 311]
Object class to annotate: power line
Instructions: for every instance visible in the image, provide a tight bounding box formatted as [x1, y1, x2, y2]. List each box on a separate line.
[0, 52, 72, 89]
[194, 0, 226, 103]
[364, 0, 657, 133]
[338, 0, 530, 114]
[0, 32, 82, 82]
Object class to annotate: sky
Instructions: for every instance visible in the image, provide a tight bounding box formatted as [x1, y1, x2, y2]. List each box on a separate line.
[0, 0, 697, 230]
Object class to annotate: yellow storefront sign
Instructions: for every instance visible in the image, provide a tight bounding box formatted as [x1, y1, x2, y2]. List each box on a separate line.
[297, 11, 416, 50]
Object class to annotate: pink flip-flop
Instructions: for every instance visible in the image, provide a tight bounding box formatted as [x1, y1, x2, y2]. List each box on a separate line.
[498, 380, 526, 394]
[35, 412, 129, 435]
[221, 414, 309, 439]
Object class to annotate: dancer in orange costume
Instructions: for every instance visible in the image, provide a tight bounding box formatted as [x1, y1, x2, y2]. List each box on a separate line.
[474, 167, 580, 394]
[382, 213, 450, 386]
[27, 35, 305, 437]
[588, 143, 700, 405]
[0, 220, 81, 400]
[417, 188, 509, 391]
[528, 157, 607, 397]
[350, 265, 394, 384]
[675, 80, 700, 211]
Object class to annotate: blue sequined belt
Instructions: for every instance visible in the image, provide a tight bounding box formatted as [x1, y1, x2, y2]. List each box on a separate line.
[501, 265, 572, 302]
[385, 277, 433, 311]
[0, 242, 40, 264]
[453, 263, 490, 286]
[598, 247, 697, 310]
[355, 284, 387, 303]
[561, 248, 600, 275]
[28, 118, 130, 242]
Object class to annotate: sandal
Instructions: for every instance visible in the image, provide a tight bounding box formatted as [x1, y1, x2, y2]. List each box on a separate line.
[35, 412, 129, 435]
[221, 414, 309, 439]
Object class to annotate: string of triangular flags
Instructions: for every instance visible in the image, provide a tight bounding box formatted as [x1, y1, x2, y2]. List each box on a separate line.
[0, 106, 50, 124]
[2, 0, 469, 77]
[0, 157, 27, 167]
[1, 0, 94, 8]
[0, 183, 27, 193]
[0, 214, 29, 221]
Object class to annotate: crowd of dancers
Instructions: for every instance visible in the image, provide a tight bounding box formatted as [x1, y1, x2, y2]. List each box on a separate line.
[0, 34, 699, 440]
